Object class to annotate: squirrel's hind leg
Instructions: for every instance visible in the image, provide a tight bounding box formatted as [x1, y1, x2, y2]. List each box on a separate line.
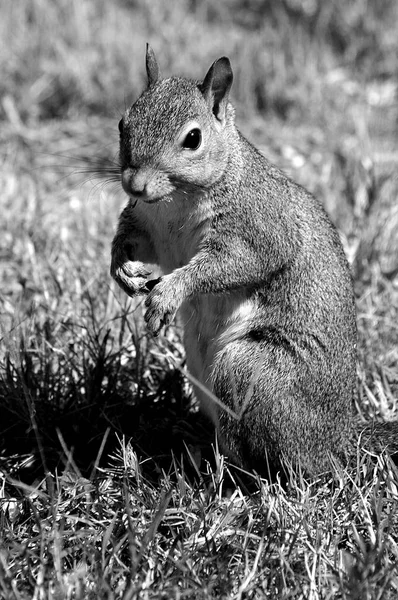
[211, 336, 344, 477]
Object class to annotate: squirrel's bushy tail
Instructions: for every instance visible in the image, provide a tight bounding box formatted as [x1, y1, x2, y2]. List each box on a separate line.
[354, 419, 398, 457]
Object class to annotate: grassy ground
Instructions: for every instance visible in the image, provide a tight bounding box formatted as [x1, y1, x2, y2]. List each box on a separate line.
[1, 0, 398, 598]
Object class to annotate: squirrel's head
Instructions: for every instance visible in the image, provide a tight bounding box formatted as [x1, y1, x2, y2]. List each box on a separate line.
[118, 44, 235, 204]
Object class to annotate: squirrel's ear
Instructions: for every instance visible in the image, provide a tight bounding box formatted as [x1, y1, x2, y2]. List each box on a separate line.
[146, 43, 161, 87]
[201, 57, 233, 125]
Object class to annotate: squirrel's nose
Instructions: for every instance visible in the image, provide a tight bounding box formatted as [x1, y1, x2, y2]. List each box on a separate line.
[122, 169, 148, 197]
[130, 185, 145, 197]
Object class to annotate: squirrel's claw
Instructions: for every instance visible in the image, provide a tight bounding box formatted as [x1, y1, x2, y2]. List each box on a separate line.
[111, 259, 151, 296]
[144, 276, 180, 335]
[144, 310, 169, 336]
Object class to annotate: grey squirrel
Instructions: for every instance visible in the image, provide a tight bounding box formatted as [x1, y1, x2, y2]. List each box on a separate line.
[111, 45, 397, 476]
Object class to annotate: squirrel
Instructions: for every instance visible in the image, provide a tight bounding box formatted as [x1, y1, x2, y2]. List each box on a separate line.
[110, 45, 397, 477]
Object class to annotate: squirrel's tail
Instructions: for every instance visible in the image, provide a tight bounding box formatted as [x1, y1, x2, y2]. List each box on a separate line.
[355, 419, 398, 457]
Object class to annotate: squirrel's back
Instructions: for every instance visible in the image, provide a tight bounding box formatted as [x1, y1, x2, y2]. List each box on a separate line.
[180, 132, 358, 473]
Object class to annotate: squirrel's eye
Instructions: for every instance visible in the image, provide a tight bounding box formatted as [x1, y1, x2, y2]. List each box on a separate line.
[182, 128, 202, 150]
[118, 119, 124, 135]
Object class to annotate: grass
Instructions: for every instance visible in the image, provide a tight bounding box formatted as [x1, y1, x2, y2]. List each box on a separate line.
[1, 0, 398, 597]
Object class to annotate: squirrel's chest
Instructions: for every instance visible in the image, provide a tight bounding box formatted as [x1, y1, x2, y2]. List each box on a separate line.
[144, 194, 213, 271]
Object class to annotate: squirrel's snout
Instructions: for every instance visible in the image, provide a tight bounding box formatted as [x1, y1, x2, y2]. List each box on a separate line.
[121, 166, 174, 203]
[122, 168, 148, 198]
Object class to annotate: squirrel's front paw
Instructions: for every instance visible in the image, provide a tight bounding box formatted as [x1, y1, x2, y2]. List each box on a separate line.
[144, 275, 183, 335]
[111, 258, 152, 297]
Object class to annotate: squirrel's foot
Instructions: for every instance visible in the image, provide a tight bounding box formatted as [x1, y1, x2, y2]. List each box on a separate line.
[111, 258, 152, 297]
[144, 274, 184, 335]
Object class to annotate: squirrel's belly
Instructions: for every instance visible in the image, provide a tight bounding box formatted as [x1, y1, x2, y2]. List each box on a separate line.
[180, 293, 256, 422]
[182, 292, 255, 348]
